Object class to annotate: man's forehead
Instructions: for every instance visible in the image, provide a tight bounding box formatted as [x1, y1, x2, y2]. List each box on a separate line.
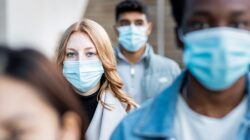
[186, 0, 250, 11]
[119, 12, 146, 21]
[182, 0, 250, 21]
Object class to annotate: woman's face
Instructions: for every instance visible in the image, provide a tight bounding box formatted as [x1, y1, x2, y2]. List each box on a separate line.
[0, 76, 80, 140]
[64, 32, 99, 61]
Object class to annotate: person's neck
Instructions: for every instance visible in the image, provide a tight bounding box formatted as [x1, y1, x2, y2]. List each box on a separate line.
[183, 74, 247, 118]
[120, 44, 146, 64]
[75, 82, 100, 97]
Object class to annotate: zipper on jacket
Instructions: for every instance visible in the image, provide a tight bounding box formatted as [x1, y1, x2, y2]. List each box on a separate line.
[130, 65, 135, 89]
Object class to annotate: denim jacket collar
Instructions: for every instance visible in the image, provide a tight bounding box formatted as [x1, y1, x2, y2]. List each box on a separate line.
[133, 72, 187, 138]
[133, 71, 250, 138]
[243, 73, 250, 125]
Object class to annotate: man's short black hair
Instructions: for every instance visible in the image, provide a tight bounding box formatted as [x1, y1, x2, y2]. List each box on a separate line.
[169, 0, 185, 27]
[115, 0, 150, 22]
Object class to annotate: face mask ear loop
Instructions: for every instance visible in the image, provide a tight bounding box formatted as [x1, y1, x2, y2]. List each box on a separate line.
[0, 54, 7, 74]
[178, 28, 185, 43]
[177, 27, 187, 50]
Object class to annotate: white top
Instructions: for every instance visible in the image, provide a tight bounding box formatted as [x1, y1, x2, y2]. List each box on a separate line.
[85, 90, 127, 140]
[174, 95, 247, 140]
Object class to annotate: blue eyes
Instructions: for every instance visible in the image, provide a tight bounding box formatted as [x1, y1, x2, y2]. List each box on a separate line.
[66, 52, 96, 58]
[86, 52, 96, 57]
[66, 52, 76, 58]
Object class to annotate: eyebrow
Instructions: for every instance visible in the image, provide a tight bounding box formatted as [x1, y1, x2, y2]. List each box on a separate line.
[230, 10, 247, 18]
[66, 48, 76, 51]
[191, 6, 248, 17]
[191, 10, 212, 18]
[2, 114, 33, 127]
[135, 19, 144, 22]
[119, 19, 130, 22]
[66, 47, 95, 51]
[84, 47, 95, 50]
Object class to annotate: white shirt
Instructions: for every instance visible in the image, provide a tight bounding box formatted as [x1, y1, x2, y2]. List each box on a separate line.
[174, 95, 247, 140]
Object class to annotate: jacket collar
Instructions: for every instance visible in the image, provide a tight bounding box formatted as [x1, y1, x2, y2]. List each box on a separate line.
[133, 71, 250, 138]
[243, 73, 250, 124]
[114, 44, 155, 68]
[86, 90, 126, 140]
[133, 71, 187, 138]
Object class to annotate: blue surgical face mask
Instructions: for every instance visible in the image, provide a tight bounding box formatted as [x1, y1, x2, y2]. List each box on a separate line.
[183, 27, 250, 91]
[117, 25, 148, 52]
[63, 60, 104, 93]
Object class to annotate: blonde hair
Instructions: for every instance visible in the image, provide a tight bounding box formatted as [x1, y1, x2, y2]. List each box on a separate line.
[56, 19, 137, 111]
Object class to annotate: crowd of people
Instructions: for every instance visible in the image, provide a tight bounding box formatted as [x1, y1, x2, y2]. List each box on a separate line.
[1, 0, 250, 139]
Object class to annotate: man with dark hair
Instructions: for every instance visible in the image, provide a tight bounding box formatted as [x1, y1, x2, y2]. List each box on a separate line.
[114, 0, 180, 104]
[111, 0, 250, 139]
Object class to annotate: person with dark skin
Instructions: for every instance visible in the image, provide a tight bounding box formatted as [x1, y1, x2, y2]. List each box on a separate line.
[177, 0, 249, 118]
[111, 0, 250, 139]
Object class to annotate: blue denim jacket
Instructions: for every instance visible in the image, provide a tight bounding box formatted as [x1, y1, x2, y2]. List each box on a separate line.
[111, 72, 250, 140]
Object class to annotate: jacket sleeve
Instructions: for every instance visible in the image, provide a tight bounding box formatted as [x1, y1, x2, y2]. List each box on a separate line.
[110, 122, 126, 140]
[172, 61, 181, 78]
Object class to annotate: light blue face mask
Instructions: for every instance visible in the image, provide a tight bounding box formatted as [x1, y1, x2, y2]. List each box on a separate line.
[63, 60, 104, 93]
[183, 27, 250, 91]
[117, 25, 148, 52]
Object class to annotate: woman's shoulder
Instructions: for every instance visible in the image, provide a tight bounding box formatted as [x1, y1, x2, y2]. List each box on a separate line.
[102, 89, 122, 104]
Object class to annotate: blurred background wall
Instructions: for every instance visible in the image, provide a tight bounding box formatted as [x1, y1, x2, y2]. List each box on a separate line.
[0, 0, 89, 58]
[0, 0, 7, 43]
[84, 0, 182, 66]
[0, 0, 182, 66]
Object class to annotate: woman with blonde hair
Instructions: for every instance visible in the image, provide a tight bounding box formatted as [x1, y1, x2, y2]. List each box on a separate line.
[56, 19, 137, 140]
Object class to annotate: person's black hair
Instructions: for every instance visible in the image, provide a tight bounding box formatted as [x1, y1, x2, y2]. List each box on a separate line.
[169, 0, 185, 27]
[115, 0, 150, 21]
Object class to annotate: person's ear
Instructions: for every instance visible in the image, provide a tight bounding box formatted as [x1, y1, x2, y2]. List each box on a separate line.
[175, 27, 184, 49]
[146, 22, 152, 36]
[60, 112, 82, 140]
[114, 25, 119, 37]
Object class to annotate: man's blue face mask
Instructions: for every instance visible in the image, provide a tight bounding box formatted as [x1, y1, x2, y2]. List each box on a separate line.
[117, 25, 148, 52]
[182, 27, 250, 91]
